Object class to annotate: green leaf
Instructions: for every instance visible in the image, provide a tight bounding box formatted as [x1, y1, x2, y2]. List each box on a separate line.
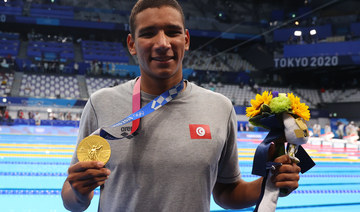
[261, 104, 271, 113]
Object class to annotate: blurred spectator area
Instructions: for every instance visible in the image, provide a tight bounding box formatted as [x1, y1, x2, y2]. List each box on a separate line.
[29, 3, 74, 19]
[75, 7, 128, 24]
[9, 72, 360, 107]
[81, 40, 129, 63]
[19, 73, 80, 99]
[86, 77, 127, 96]
[0, 32, 20, 59]
[201, 83, 256, 107]
[0, 72, 14, 96]
[27, 40, 74, 62]
[200, 83, 360, 108]
[183, 51, 256, 72]
[0, 69, 359, 113]
[0, 0, 23, 15]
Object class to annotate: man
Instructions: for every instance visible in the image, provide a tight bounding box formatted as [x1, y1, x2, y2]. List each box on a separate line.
[61, 0, 300, 211]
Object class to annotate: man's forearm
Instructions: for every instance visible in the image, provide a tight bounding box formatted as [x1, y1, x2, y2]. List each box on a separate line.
[61, 180, 93, 212]
[213, 177, 263, 209]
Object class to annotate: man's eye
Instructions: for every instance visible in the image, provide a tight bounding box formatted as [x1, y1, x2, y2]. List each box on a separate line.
[139, 32, 154, 37]
[167, 31, 182, 36]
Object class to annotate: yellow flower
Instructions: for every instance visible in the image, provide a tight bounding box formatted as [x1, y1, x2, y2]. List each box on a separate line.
[287, 93, 310, 121]
[246, 91, 273, 117]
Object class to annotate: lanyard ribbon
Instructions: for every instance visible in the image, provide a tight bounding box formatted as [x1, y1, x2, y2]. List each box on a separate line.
[99, 77, 184, 140]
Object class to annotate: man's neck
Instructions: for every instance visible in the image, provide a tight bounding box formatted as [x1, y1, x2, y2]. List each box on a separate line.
[139, 75, 184, 95]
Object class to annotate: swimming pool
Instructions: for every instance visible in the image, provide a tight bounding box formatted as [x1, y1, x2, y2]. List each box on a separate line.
[1, 126, 359, 211]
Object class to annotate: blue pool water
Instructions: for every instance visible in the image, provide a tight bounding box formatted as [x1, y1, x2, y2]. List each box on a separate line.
[0, 126, 359, 211]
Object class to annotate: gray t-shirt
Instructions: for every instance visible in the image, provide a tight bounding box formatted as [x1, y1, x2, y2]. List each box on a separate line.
[71, 79, 241, 212]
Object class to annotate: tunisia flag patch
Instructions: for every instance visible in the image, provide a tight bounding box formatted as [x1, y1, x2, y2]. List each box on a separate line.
[189, 124, 212, 139]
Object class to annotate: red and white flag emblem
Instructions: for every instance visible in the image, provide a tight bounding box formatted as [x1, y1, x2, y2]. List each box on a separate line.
[189, 124, 212, 139]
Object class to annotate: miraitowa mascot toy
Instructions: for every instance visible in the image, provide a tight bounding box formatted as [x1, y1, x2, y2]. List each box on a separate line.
[246, 91, 315, 212]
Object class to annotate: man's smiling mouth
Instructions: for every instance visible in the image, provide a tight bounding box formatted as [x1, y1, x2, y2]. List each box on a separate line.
[151, 56, 175, 62]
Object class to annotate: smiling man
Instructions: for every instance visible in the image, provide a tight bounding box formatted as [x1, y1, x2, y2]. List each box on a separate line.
[61, 0, 301, 211]
[127, 3, 189, 95]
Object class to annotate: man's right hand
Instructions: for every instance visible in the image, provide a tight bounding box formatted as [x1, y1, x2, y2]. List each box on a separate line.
[61, 161, 110, 211]
[67, 161, 111, 197]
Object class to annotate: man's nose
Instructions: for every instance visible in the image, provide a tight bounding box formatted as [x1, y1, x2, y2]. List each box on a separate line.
[154, 31, 171, 50]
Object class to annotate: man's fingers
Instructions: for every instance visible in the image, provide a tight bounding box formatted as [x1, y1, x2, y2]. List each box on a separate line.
[70, 176, 108, 196]
[72, 175, 108, 188]
[271, 162, 301, 193]
[68, 161, 105, 173]
[272, 172, 300, 182]
[68, 168, 111, 182]
[81, 168, 110, 180]
[271, 163, 300, 177]
[67, 167, 110, 196]
[277, 163, 301, 173]
[274, 154, 292, 164]
[274, 180, 299, 191]
[66, 161, 111, 196]
[271, 171, 300, 191]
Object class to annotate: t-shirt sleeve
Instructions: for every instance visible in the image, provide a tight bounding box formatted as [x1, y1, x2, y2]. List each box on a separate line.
[70, 97, 98, 166]
[216, 108, 241, 184]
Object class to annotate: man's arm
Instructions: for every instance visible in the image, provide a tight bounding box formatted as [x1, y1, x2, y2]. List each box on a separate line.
[213, 154, 300, 209]
[61, 161, 111, 211]
[213, 177, 263, 209]
[61, 180, 94, 212]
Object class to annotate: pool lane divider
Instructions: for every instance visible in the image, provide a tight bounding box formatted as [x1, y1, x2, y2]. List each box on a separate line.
[1, 188, 359, 195]
[0, 153, 72, 158]
[0, 148, 74, 153]
[0, 188, 100, 195]
[241, 174, 360, 178]
[212, 201, 360, 212]
[300, 182, 360, 187]
[293, 189, 360, 194]
[0, 143, 75, 148]
[0, 172, 68, 176]
[2, 171, 360, 178]
[0, 161, 70, 165]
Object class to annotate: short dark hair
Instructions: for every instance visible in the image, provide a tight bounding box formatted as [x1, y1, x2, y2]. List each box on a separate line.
[129, 0, 185, 37]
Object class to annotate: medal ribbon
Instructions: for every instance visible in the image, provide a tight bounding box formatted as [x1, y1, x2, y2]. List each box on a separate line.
[99, 77, 184, 140]
[130, 76, 141, 134]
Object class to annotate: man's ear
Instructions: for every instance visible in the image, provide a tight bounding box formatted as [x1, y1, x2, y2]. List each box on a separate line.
[185, 29, 190, 51]
[127, 34, 136, 55]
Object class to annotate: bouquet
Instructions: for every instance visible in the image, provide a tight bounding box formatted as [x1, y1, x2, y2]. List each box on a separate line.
[246, 91, 315, 212]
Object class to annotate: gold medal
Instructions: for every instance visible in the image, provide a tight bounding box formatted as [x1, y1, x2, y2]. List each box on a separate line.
[77, 135, 111, 164]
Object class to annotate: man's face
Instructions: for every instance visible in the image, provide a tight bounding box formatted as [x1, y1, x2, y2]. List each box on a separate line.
[127, 6, 190, 80]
